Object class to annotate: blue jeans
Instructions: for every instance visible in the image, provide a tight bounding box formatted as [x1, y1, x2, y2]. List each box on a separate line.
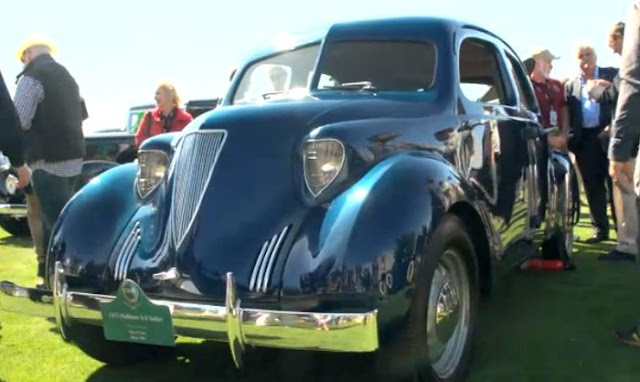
[31, 170, 79, 266]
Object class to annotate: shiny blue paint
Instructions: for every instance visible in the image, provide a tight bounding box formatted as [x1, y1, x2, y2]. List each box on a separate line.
[45, 17, 573, 338]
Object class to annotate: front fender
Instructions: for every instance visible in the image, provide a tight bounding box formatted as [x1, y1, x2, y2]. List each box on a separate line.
[46, 163, 139, 289]
[281, 152, 471, 328]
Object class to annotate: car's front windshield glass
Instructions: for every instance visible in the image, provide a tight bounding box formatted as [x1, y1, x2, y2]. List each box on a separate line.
[314, 40, 437, 92]
[232, 43, 321, 105]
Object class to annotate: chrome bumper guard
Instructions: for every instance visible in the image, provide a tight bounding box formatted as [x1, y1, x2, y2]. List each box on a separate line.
[0, 204, 27, 217]
[0, 262, 379, 368]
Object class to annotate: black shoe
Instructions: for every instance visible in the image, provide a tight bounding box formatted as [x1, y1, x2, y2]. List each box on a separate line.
[585, 232, 609, 244]
[615, 324, 640, 347]
[598, 250, 636, 262]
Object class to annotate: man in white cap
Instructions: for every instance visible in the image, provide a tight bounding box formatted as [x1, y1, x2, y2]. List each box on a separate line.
[530, 48, 569, 148]
[13, 38, 86, 285]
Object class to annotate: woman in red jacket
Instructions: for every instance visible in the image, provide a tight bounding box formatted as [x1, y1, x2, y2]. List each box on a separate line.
[135, 82, 193, 146]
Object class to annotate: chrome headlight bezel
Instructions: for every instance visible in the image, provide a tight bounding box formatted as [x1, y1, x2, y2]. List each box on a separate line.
[302, 138, 346, 197]
[136, 150, 170, 199]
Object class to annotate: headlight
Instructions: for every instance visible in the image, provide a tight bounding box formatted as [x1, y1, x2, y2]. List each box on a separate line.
[303, 139, 345, 197]
[137, 150, 169, 198]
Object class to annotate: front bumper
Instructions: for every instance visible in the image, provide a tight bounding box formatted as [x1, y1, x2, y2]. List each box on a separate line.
[0, 203, 27, 217]
[0, 262, 379, 368]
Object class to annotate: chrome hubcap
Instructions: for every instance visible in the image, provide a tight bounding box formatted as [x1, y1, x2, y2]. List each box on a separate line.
[426, 248, 470, 379]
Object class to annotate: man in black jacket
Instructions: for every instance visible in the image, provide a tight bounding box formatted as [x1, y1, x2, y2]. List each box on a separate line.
[566, 45, 618, 243]
[13, 39, 85, 282]
[610, 1, 640, 347]
[0, 70, 31, 188]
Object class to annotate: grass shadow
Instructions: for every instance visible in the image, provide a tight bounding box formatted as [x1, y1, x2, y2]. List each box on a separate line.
[85, 341, 375, 382]
[0, 235, 32, 248]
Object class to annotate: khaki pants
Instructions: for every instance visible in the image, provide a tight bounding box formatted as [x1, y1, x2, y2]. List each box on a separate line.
[25, 191, 45, 265]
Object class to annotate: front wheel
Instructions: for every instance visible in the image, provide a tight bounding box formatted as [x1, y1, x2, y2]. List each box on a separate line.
[381, 214, 479, 382]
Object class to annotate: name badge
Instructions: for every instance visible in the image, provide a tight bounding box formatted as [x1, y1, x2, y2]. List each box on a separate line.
[549, 109, 558, 127]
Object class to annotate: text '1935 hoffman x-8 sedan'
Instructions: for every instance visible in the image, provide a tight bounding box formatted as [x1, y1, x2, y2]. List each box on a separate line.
[0, 17, 574, 382]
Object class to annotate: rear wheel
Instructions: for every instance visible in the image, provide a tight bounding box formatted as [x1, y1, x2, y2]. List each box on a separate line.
[66, 322, 176, 366]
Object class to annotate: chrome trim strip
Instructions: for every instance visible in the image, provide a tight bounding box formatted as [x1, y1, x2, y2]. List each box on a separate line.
[0, 262, 379, 369]
[261, 225, 289, 293]
[255, 233, 279, 293]
[119, 235, 140, 281]
[114, 222, 140, 281]
[0, 204, 27, 217]
[249, 241, 270, 291]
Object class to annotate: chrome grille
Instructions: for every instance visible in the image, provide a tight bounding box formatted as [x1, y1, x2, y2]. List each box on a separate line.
[169, 130, 227, 248]
[249, 226, 290, 293]
[114, 222, 141, 281]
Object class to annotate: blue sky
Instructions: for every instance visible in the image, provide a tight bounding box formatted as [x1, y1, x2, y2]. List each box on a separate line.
[0, 0, 634, 132]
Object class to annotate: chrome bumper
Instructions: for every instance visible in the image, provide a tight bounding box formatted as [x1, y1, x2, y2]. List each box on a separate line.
[0, 262, 378, 368]
[0, 204, 27, 217]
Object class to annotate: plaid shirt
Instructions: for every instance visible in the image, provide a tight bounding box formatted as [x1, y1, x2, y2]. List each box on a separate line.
[14, 75, 82, 177]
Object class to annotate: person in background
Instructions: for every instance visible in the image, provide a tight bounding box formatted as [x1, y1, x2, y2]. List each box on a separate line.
[135, 82, 193, 146]
[566, 45, 618, 244]
[529, 49, 570, 148]
[608, 1, 640, 346]
[590, 22, 637, 261]
[0, 70, 31, 188]
[13, 38, 86, 284]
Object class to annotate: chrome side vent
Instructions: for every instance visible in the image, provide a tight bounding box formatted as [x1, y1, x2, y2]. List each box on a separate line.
[249, 225, 290, 293]
[114, 222, 141, 281]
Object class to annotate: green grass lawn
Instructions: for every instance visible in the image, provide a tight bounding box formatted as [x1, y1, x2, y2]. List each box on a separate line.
[0, 216, 639, 381]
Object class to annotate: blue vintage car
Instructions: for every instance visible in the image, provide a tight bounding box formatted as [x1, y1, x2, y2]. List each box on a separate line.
[0, 17, 575, 382]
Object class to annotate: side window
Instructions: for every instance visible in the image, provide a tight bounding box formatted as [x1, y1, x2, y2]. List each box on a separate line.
[505, 53, 538, 112]
[459, 39, 511, 105]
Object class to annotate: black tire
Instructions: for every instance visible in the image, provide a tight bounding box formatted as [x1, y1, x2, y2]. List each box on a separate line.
[0, 216, 30, 237]
[379, 214, 479, 382]
[66, 322, 176, 366]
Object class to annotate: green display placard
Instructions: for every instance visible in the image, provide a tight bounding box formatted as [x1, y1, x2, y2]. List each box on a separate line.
[100, 280, 176, 347]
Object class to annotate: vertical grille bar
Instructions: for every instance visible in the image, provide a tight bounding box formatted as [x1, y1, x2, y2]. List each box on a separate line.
[168, 130, 227, 248]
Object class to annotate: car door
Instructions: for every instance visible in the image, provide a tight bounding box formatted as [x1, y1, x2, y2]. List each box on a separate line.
[456, 32, 540, 265]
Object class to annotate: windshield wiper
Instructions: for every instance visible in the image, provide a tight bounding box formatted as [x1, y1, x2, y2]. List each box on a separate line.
[323, 81, 378, 92]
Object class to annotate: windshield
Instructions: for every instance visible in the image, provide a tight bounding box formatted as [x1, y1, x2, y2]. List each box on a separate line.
[232, 44, 321, 105]
[315, 40, 437, 92]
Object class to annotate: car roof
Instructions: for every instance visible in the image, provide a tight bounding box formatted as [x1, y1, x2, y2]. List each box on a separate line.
[241, 17, 514, 63]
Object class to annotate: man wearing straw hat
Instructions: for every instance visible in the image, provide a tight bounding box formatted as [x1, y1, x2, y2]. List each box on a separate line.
[13, 38, 86, 285]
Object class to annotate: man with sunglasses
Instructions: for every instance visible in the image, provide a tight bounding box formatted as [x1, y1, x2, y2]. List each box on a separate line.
[13, 38, 85, 285]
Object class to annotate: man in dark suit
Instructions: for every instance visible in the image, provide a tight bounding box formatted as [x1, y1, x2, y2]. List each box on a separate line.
[609, 1, 640, 347]
[566, 45, 618, 243]
[0, 69, 31, 188]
